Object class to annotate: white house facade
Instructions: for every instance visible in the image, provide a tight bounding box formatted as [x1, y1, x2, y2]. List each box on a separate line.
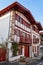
[0, 2, 42, 61]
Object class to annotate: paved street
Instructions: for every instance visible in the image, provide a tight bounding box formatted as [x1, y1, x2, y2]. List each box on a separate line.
[37, 62, 43, 65]
[29, 62, 43, 65]
[28, 60, 43, 65]
[0, 61, 19, 65]
[0, 59, 43, 65]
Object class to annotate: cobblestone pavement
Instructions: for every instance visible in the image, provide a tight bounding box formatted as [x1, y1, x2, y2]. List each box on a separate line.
[27, 60, 43, 65]
[0, 61, 19, 65]
[0, 59, 43, 65]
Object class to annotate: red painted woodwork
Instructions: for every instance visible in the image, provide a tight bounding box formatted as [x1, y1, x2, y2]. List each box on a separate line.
[20, 36, 32, 44]
[25, 46, 29, 57]
[14, 27, 32, 44]
[33, 38, 39, 44]
[0, 48, 6, 62]
[25, 37, 32, 44]
[32, 25, 39, 33]
[20, 36, 25, 43]
[15, 14, 31, 28]
[15, 25, 31, 33]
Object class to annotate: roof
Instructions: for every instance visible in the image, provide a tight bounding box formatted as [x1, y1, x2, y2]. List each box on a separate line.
[36, 22, 42, 31]
[0, 1, 42, 30]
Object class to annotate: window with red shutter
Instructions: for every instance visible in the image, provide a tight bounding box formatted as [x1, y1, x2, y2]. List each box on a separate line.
[14, 29, 20, 36]
[15, 14, 31, 28]
[20, 31, 23, 37]
[17, 29, 20, 36]
[23, 20, 26, 26]
[15, 14, 19, 22]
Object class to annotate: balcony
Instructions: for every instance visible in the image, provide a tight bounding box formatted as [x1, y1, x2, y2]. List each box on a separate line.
[19, 36, 32, 44]
[33, 38, 39, 44]
[25, 37, 32, 44]
[19, 36, 25, 43]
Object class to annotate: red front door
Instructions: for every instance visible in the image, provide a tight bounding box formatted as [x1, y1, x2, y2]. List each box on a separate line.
[25, 46, 29, 57]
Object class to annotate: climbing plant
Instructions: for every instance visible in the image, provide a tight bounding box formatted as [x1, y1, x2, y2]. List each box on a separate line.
[11, 42, 18, 56]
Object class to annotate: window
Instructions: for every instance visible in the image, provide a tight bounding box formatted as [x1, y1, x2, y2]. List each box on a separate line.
[20, 31, 23, 37]
[20, 31, 26, 37]
[26, 22, 29, 28]
[32, 26, 35, 30]
[42, 35, 43, 37]
[27, 22, 30, 28]
[26, 34, 29, 38]
[19, 17, 23, 24]
[17, 30, 20, 36]
[15, 14, 19, 22]
[14, 29, 20, 36]
[28, 34, 31, 39]
[23, 20, 26, 26]
[15, 14, 23, 24]
[33, 35, 36, 38]
[15, 14, 30, 28]
[23, 32, 26, 37]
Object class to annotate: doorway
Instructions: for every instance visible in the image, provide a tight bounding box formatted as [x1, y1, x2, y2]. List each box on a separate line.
[25, 46, 29, 57]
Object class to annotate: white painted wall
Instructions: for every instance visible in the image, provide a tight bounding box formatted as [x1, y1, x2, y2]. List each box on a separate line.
[7, 42, 12, 58]
[0, 12, 10, 43]
[29, 46, 32, 57]
[22, 47, 24, 56]
[9, 55, 24, 61]
[14, 35, 20, 43]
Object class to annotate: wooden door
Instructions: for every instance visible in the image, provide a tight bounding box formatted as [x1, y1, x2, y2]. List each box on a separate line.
[25, 46, 29, 57]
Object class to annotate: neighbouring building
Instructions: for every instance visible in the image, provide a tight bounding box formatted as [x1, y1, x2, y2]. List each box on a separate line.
[39, 30, 43, 55]
[0, 2, 42, 60]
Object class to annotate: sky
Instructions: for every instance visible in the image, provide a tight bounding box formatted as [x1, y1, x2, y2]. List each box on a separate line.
[0, 0, 43, 27]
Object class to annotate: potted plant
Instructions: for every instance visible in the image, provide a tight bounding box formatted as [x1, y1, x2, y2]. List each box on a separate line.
[20, 56, 26, 62]
[19, 56, 26, 65]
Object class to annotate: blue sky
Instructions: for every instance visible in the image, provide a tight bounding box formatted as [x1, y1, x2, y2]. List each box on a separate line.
[0, 0, 43, 27]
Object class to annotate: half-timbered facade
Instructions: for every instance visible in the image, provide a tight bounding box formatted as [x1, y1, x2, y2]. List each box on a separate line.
[0, 2, 42, 59]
